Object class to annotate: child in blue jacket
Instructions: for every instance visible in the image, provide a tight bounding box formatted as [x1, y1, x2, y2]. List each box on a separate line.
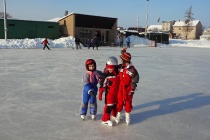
[80, 59, 102, 120]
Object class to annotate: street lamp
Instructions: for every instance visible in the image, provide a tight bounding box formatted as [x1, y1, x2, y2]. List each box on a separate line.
[4, 0, 7, 41]
[145, 0, 149, 39]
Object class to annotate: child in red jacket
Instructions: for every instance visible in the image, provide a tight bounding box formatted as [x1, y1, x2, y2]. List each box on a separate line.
[115, 52, 139, 125]
[42, 38, 50, 50]
[98, 56, 119, 126]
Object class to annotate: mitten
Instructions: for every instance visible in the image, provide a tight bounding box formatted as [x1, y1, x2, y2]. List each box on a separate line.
[98, 88, 104, 100]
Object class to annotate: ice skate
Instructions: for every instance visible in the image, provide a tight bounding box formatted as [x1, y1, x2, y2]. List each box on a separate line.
[91, 115, 96, 120]
[80, 115, 85, 120]
[125, 112, 130, 125]
[110, 116, 116, 121]
[115, 112, 121, 124]
[101, 120, 113, 126]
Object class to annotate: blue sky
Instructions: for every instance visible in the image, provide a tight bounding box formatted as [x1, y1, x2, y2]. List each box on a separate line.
[1, 0, 210, 29]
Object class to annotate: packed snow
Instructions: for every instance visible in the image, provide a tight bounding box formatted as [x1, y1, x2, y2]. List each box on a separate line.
[0, 35, 210, 49]
[0, 36, 210, 140]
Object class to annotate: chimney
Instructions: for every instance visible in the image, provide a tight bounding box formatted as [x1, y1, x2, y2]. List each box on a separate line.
[64, 10, 68, 16]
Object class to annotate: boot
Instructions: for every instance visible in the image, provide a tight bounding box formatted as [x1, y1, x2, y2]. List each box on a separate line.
[125, 112, 130, 125]
[115, 112, 121, 124]
[80, 115, 85, 120]
[110, 116, 116, 121]
[91, 115, 96, 120]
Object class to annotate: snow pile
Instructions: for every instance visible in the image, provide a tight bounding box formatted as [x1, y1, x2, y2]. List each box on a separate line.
[0, 35, 210, 49]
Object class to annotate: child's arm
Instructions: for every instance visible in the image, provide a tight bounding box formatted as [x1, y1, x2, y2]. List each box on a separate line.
[131, 67, 139, 93]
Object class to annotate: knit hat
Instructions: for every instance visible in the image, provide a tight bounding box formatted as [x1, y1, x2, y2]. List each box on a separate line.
[120, 52, 131, 62]
[121, 47, 127, 54]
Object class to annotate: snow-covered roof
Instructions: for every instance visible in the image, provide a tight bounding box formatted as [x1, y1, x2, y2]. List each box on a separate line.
[173, 20, 200, 26]
[58, 12, 75, 21]
[58, 12, 116, 21]
[48, 18, 61, 22]
[147, 25, 162, 30]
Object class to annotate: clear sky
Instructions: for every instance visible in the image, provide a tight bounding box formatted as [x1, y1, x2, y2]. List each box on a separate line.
[1, 0, 210, 29]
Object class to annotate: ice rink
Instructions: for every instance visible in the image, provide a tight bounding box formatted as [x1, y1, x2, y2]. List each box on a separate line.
[0, 47, 210, 140]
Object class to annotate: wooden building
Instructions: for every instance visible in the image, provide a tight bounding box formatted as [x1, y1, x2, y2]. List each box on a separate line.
[58, 13, 117, 45]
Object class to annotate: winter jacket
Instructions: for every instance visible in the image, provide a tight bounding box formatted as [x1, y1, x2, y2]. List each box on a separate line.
[83, 70, 102, 94]
[42, 39, 49, 45]
[75, 37, 81, 44]
[126, 37, 130, 43]
[118, 63, 139, 101]
[99, 69, 119, 105]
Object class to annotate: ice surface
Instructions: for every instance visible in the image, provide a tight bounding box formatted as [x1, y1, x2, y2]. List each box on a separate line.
[0, 47, 210, 140]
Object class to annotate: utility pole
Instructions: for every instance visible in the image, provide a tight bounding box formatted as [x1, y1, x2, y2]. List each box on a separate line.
[145, 0, 149, 39]
[4, 0, 7, 41]
[137, 16, 139, 32]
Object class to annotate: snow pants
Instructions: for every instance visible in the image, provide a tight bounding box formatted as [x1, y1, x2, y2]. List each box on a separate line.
[101, 104, 117, 121]
[116, 94, 133, 113]
[80, 92, 97, 115]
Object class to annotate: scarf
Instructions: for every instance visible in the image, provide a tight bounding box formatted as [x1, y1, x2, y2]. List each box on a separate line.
[86, 70, 101, 83]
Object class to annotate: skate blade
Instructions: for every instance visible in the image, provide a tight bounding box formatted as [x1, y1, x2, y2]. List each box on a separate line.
[101, 122, 113, 127]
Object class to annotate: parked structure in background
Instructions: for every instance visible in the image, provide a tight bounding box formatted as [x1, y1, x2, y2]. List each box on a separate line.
[58, 13, 117, 46]
[0, 18, 59, 39]
[200, 27, 210, 40]
[173, 20, 202, 40]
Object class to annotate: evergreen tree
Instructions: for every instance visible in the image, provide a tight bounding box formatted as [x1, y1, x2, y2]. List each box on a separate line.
[182, 5, 194, 39]
[0, 12, 12, 18]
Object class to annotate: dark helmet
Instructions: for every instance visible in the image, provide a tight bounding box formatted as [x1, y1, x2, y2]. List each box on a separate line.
[85, 59, 96, 71]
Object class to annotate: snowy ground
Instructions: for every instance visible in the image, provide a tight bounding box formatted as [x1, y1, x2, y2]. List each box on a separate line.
[0, 46, 210, 140]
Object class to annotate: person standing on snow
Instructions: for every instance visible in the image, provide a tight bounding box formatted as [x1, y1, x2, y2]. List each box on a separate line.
[126, 36, 131, 48]
[86, 38, 93, 49]
[115, 52, 139, 125]
[42, 38, 51, 50]
[80, 59, 102, 120]
[119, 35, 124, 48]
[98, 56, 119, 126]
[93, 35, 99, 50]
[75, 36, 82, 49]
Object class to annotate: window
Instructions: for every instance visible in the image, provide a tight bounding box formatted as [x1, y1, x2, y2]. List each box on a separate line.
[48, 26, 54, 28]
[9, 24, 15, 26]
[79, 29, 91, 38]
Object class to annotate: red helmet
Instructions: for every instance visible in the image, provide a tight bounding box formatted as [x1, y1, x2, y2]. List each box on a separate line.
[85, 59, 96, 71]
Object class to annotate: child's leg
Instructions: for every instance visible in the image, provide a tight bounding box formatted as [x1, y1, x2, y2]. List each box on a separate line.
[89, 96, 97, 115]
[124, 95, 133, 113]
[80, 92, 90, 115]
[102, 104, 114, 121]
[111, 104, 117, 117]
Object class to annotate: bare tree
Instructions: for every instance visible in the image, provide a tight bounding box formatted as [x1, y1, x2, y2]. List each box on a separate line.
[0, 12, 12, 18]
[182, 5, 194, 39]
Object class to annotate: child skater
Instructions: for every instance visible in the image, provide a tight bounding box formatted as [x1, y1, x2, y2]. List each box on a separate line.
[80, 59, 102, 120]
[115, 52, 139, 125]
[86, 38, 93, 49]
[42, 38, 51, 50]
[98, 56, 119, 126]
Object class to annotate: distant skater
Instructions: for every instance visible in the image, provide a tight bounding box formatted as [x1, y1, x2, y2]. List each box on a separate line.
[42, 38, 51, 50]
[75, 36, 82, 49]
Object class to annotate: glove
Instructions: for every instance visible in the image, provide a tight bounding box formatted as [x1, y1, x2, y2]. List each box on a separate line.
[88, 90, 96, 97]
[98, 88, 104, 101]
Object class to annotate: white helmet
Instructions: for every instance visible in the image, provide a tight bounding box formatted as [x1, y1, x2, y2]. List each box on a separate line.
[106, 56, 118, 67]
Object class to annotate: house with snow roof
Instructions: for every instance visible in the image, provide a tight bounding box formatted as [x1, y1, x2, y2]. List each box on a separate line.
[173, 20, 202, 40]
[147, 25, 162, 33]
[200, 27, 210, 40]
